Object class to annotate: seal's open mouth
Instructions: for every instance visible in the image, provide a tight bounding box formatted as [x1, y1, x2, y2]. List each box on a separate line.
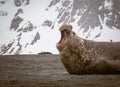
[58, 30, 67, 45]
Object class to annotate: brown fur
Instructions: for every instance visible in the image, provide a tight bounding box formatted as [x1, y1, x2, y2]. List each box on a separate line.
[56, 24, 120, 74]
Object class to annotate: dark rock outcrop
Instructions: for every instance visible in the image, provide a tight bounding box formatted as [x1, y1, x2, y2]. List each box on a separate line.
[38, 52, 52, 55]
[10, 16, 23, 31]
[48, 0, 60, 7]
[23, 22, 35, 32]
[48, 0, 120, 33]
[31, 32, 40, 45]
[15, 8, 23, 17]
[42, 20, 52, 27]
[14, 0, 24, 7]
[0, 42, 14, 54]
[14, 0, 30, 7]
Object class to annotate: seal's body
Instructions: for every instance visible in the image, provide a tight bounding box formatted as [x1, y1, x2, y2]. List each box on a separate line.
[56, 24, 120, 74]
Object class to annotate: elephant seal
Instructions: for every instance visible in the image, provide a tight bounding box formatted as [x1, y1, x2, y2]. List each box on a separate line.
[56, 24, 120, 74]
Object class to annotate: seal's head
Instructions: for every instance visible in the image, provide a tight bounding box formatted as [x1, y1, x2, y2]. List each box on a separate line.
[56, 24, 75, 51]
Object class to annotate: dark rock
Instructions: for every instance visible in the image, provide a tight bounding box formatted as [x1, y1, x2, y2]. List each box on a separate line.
[10, 16, 23, 31]
[15, 42, 22, 54]
[23, 22, 35, 32]
[0, 42, 14, 54]
[17, 21, 35, 33]
[17, 28, 23, 32]
[0, 1, 5, 4]
[15, 32, 23, 54]
[57, 8, 65, 18]
[9, 48, 15, 54]
[48, 0, 60, 7]
[31, 32, 40, 45]
[14, 0, 30, 7]
[25, 43, 29, 48]
[62, 0, 70, 7]
[95, 32, 101, 38]
[15, 8, 23, 17]
[25, 0, 30, 5]
[0, 0, 9, 4]
[38, 52, 52, 55]
[50, 0, 120, 39]
[99, 0, 120, 29]
[14, 0, 24, 7]
[15, 47, 22, 54]
[42, 20, 52, 27]
[71, 0, 86, 16]
[58, 12, 69, 23]
[17, 33, 22, 41]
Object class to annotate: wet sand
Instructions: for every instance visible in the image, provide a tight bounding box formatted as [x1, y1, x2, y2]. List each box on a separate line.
[0, 54, 120, 87]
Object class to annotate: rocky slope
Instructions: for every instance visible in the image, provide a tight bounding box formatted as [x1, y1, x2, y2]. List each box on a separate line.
[0, 0, 120, 55]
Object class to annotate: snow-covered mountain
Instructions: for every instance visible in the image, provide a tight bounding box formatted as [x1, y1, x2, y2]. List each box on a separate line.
[0, 0, 120, 55]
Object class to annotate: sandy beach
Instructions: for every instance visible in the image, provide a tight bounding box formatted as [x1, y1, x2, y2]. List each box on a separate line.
[0, 54, 120, 87]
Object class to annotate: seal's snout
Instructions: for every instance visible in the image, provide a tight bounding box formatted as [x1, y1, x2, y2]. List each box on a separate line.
[58, 24, 72, 46]
[57, 24, 73, 51]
